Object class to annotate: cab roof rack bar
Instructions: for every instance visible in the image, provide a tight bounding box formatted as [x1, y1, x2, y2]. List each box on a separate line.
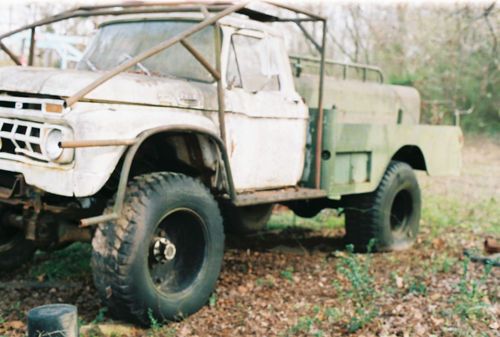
[0, 1, 325, 41]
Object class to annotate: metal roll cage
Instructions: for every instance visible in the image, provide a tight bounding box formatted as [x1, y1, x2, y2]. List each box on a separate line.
[0, 1, 328, 225]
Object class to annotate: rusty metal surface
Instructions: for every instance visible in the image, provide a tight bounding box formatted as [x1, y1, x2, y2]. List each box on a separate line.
[60, 138, 137, 148]
[80, 213, 118, 227]
[314, 21, 327, 189]
[0, 67, 218, 110]
[0, 41, 21, 65]
[0, 0, 464, 227]
[79, 124, 236, 227]
[234, 187, 327, 207]
[0, 96, 221, 196]
[0, 3, 334, 206]
[28, 28, 36, 66]
[214, 22, 227, 144]
[0, 0, 326, 108]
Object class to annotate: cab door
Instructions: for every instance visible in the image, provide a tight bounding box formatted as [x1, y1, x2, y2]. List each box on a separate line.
[222, 28, 308, 191]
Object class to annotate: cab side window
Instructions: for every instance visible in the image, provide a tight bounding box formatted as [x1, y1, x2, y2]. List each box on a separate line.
[227, 34, 280, 92]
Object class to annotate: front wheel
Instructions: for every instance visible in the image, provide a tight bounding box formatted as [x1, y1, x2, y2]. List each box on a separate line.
[91, 172, 224, 325]
[344, 161, 421, 252]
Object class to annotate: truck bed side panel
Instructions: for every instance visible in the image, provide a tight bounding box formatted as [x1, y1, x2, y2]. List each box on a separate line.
[320, 118, 462, 199]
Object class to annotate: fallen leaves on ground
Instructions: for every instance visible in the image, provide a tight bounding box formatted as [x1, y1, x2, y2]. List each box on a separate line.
[0, 137, 498, 337]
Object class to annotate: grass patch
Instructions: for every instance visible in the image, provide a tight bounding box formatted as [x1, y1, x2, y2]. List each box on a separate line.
[268, 209, 344, 231]
[451, 258, 494, 322]
[31, 242, 92, 281]
[422, 195, 499, 238]
[286, 315, 323, 336]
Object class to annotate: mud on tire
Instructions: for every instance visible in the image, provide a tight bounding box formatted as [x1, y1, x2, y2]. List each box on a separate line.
[91, 172, 224, 325]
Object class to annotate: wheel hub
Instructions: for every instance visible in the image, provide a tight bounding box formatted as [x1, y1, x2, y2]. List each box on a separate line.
[153, 237, 176, 262]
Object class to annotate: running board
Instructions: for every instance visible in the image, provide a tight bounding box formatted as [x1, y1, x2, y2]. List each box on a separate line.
[234, 188, 327, 207]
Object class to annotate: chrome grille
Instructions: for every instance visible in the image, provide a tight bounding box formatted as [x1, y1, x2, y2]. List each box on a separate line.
[0, 118, 47, 162]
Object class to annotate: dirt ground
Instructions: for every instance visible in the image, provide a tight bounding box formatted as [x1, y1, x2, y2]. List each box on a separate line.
[0, 135, 498, 337]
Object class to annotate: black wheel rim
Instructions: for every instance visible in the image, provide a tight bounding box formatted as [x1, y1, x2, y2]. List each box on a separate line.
[390, 189, 413, 233]
[148, 208, 207, 295]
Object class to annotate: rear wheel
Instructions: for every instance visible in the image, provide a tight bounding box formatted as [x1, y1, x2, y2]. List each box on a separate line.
[345, 161, 421, 252]
[0, 208, 35, 271]
[91, 172, 224, 325]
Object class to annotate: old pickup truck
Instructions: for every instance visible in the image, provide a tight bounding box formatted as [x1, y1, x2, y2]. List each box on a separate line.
[0, 1, 462, 325]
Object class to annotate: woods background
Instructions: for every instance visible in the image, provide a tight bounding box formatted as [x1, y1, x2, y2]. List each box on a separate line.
[0, 1, 498, 134]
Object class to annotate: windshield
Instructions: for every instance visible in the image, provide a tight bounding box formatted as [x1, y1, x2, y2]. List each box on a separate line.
[77, 20, 215, 82]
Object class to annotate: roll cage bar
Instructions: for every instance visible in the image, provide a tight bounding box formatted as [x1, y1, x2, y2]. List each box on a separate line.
[0, 1, 327, 188]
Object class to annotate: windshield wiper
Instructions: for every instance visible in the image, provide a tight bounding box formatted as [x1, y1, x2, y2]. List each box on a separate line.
[122, 53, 151, 77]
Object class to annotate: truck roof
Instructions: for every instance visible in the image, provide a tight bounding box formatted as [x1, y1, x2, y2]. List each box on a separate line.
[99, 13, 283, 38]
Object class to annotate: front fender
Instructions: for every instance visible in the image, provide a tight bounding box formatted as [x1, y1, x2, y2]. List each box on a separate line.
[62, 103, 220, 197]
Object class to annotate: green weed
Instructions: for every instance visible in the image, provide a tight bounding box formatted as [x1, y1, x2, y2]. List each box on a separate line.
[408, 279, 428, 296]
[209, 293, 218, 307]
[31, 242, 92, 280]
[92, 307, 107, 325]
[336, 241, 379, 333]
[280, 266, 295, 282]
[432, 254, 459, 274]
[3, 301, 23, 320]
[146, 308, 177, 337]
[324, 307, 341, 323]
[452, 258, 493, 322]
[148, 308, 162, 331]
[286, 316, 321, 336]
[256, 276, 275, 287]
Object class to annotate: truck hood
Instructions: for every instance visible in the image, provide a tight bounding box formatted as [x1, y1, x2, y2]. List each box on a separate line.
[0, 66, 217, 109]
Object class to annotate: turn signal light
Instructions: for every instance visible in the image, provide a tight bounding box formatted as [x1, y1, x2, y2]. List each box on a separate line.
[45, 103, 64, 113]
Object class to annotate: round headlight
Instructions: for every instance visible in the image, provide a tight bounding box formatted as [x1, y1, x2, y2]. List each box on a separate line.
[44, 129, 63, 161]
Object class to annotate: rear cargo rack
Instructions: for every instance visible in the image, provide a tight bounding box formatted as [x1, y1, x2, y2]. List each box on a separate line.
[290, 55, 384, 83]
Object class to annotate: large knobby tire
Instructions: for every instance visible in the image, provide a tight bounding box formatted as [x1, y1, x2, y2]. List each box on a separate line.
[0, 209, 35, 271]
[91, 172, 224, 325]
[345, 161, 421, 252]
